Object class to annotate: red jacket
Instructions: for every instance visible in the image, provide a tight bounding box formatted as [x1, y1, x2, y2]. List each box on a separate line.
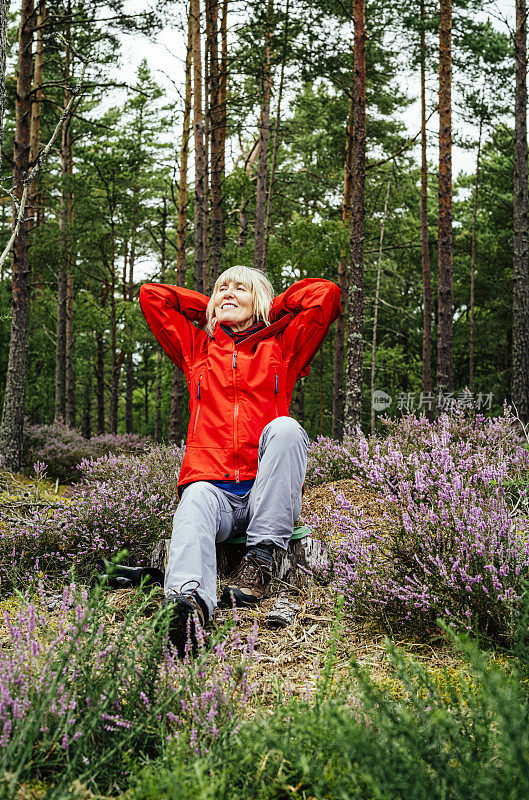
[139, 278, 341, 492]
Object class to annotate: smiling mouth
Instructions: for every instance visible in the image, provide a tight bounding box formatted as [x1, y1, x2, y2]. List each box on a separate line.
[221, 303, 238, 310]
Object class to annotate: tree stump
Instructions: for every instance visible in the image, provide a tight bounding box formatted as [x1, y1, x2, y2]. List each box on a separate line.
[150, 534, 331, 591]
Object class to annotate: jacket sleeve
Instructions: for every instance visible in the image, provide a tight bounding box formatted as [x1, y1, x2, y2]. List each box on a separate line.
[272, 278, 342, 386]
[139, 283, 209, 372]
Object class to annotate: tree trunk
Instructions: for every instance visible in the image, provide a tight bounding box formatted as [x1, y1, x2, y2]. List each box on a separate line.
[65, 266, 75, 426]
[343, 0, 366, 431]
[238, 140, 259, 248]
[155, 197, 167, 443]
[290, 377, 305, 426]
[436, 0, 453, 396]
[109, 244, 124, 434]
[55, 20, 74, 425]
[513, 0, 529, 422]
[420, 0, 432, 419]
[176, 7, 192, 286]
[219, 0, 228, 246]
[0, 0, 9, 177]
[96, 332, 105, 435]
[263, 0, 289, 269]
[170, 9, 193, 444]
[125, 239, 135, 434]
[469, 115, 482, 395]
[207, 0, 222, 282]
[191, 0, 205, 293]
[203, 17, 210, 294]
[0, 0, 35, 471]
[253, 0, 272, 272]
[28, 0, 45, 232]
[63, 42, 75, 428]
[332, 103, 353, 440]
[370, 178, 391, 434]
[82, 371, 92, 439]
[54, 266, 66, 421]
[169, 368, 184, 443]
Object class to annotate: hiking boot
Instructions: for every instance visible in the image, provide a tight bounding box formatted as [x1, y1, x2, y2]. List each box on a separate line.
[220, 554, 272, 608]
[161, 593, 208, 658]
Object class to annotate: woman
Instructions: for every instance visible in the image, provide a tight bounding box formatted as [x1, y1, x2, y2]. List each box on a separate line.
[139, 266, 341, 655]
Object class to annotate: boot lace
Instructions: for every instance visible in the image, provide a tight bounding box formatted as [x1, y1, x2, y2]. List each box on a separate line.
[231, 555, 269, 586]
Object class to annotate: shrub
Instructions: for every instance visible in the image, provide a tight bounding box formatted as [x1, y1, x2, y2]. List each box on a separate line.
[0, 445, 185, 591]
[306, 404, 528, 490]
[23, 422, 152, 482]
[0, 584, 255, 797]
[327, 408, 529, 642]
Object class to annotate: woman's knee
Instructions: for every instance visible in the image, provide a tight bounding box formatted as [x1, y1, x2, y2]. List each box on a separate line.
[262, 416, 309, 447]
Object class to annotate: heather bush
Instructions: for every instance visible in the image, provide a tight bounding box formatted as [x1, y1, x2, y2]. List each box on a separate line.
[324, 408, 529, 641]
[0, 584, 255, 798]
[0, 445, 185, 591]
[129, 621, 529, 800]
[23, 422, 151, 482]
[306, 405, 529, 490]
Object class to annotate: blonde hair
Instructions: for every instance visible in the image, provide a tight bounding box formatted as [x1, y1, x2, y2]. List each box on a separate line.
[205, 265, 275, 336]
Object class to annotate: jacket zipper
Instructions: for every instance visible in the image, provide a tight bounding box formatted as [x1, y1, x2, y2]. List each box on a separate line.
[274, 372, 279, 417]
[232, 349, 240, 482]
[192, 376, 202, 437]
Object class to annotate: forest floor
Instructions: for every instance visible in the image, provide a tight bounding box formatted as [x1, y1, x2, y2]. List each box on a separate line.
[213, 479, 476, 705]
[15, 478, 479, 713]
[0, 473, 504, 716]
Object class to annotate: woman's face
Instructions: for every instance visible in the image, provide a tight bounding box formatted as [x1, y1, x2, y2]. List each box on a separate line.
[212, 280, 255, 332]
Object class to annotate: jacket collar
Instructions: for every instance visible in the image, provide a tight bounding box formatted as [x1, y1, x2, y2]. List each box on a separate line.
[210, 311, 294, 348]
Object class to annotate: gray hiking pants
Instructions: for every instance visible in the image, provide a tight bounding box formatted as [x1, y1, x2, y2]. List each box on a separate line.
[164, 416, 309, 614]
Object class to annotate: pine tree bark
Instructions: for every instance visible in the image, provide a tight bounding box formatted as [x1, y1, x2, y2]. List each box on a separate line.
[28, 0, 45, 232]
[64, 50, 75, 428]
[513, 0, 529, 422]
[436, 0, 453, 396]
[191, 0, 205, 293]
[96, 331, 105, 435]
[263, 0, 289, 269]
[125, 239, 135, 434]
[253, 0, 272, 272]
[238, 140, 259, 247]
[343, 0, 366, 431]
[420, 0, 432, 419]
[54, 266, 66, 421]
[206, 0, 223, 282]
[0, 0, 35, 471]
[55, 21, 74, 424]
[176, 9, 192, 283]
[0, 1, 9, 176]
[82, 372, 91, 439]
[155, 197, 167, 443]
[370, 178, 391, 434]
[65, 265, 75, 426]
[203, 21, 210, 294]
[108, 237, 125, 434]
[469, 115, 482, 395]
[170, 9, 193, 444]
[332, 103, 353, 440]
[219, 0, 228, 246]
